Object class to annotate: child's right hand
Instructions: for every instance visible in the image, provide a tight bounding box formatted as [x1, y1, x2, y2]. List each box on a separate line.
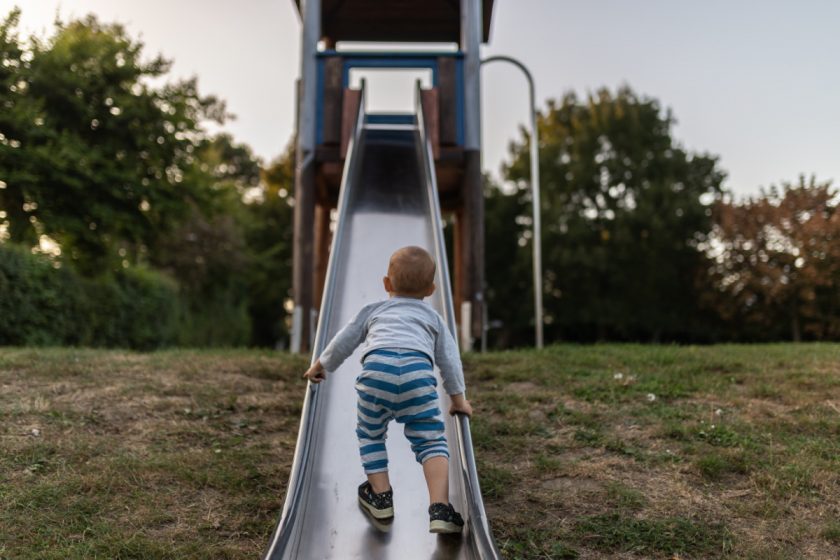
[303, 360, 327, 384]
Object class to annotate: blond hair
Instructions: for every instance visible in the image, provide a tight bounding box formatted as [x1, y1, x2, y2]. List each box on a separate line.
[387, 246, 436, 296]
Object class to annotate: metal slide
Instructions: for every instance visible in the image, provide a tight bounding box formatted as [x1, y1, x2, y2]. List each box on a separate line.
[263, 86, 500, 560]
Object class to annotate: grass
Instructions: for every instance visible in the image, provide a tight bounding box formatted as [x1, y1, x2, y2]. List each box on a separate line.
[465, 343, 840, 559]
[573, 513, 731, 556]
[0, 348, 307, 560]
[1, 344, 839, 558]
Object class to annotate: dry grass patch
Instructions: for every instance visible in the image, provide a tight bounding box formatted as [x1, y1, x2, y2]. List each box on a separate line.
[0, 347, 306, 559]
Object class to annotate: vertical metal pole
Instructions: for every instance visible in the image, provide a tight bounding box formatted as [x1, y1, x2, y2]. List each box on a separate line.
[461, 0, 482, 151]
[528, 79, 544, 349]
[291, 0, 321, 353]
[460, 301, 473, 350]
[460, 0, 484, 351]
[480, 295, 488, 353]
[480, 56, 544, 348]
[298, 0, 319, 156]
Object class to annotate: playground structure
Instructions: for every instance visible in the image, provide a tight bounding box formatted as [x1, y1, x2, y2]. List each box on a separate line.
[289, 0, 494, 353]
[267, 1, 501, 558]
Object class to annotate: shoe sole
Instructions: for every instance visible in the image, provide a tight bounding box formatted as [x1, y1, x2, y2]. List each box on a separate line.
[359, 506, 394, 532]
[430, 519, 462, 534]
[358, 496, 394, 519]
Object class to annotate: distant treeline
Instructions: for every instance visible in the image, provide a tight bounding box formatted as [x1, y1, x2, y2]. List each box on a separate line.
[1, 9, 837, 349]
[487, 90, 839, 346]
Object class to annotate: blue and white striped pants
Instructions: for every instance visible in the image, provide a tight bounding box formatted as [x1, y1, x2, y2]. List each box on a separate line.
[355, 348, 449, 474]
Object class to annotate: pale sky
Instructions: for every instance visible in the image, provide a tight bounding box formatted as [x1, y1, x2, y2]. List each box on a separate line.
[6, 0, 840, 196]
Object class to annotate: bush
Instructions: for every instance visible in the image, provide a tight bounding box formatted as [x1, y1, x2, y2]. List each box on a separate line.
[176, 298, 252, 348]
[0, 244, 181, 349]
[87, 267, 181, 350]
[0, 245, 87, 345]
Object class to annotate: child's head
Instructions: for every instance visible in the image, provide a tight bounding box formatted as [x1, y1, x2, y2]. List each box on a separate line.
[384, 246, 436, 298]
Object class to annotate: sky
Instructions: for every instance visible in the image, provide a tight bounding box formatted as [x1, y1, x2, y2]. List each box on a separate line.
[6, 0, 840, 196]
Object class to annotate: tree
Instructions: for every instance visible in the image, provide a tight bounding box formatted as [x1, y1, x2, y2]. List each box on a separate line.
[483, 175, 534, 347]
[0, 12, 227, 273]
[0, 9, 42, 246]
[497, 86, 725, 343]
[242, 148, 295, 347]
[0, 9, 295, 348]
[149, 134, 264, 346]
[703, 176, 840, 341]
[154, 135, 296, 348]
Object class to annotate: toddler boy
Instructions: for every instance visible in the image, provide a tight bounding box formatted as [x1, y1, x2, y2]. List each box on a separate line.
[303, 245, 473, 533]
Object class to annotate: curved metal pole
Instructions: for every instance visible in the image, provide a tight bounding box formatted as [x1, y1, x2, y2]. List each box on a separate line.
[480, 55, 544, 349]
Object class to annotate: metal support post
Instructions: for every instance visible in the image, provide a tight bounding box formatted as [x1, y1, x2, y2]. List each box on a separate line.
[481, 55, 544, 349]
[291, 0, 321, 353]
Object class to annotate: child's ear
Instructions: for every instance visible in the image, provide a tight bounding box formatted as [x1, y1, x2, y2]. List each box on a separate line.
[383, 276, 393, 293]
[427, 282, 436, 296]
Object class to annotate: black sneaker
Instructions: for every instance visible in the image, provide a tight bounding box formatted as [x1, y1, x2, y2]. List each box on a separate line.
[358, 481, 394, 519]
[428, 502, 464, 534]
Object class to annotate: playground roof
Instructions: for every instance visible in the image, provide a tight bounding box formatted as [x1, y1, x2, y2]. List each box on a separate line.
[292, 0, 495, 44]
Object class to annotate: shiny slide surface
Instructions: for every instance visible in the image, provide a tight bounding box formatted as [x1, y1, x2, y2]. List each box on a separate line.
[264, 91, 500, 560]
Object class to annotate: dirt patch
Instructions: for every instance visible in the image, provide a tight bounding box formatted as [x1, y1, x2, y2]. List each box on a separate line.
[507, 381, 539, 393]
[541, 475, 601, 493]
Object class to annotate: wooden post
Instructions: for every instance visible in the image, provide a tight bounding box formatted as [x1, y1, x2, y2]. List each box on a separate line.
[322, 57, 343, 146]
[437, 57, 457, 147]
[420, 88, 440, 159]
[313, 203, 332, 310]
[341, 89, 362, 159]
[464, 149, 484, 344]
[453, 209, 465, 327]
[292, 161, 316, 353]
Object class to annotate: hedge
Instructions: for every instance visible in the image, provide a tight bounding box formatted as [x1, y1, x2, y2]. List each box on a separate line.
[0, 244, 180, 349]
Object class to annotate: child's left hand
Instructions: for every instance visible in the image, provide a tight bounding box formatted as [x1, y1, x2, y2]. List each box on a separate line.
[303, 360, 327, 384]
[448, 393, 473, 417]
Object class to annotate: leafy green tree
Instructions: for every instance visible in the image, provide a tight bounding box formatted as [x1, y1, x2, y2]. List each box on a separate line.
[150, 134, 261, 346]
[0, 9, 295, 348]
[152, 136, 294, 348]
[1, 12, 227, 273]
[0, 9, 42, 246]
[498, 86, 726, 343]
[242, 149, 295, 347]
[483, 175, 534, 347]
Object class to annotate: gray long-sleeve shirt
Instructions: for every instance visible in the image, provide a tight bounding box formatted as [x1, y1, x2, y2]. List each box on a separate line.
[318, 297, 466, 395]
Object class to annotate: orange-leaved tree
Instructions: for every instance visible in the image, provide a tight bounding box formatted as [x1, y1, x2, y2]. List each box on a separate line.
[702, 176, 840, 341]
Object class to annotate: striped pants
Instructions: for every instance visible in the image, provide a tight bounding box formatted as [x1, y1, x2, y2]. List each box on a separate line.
[355, 348, 449, 474]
